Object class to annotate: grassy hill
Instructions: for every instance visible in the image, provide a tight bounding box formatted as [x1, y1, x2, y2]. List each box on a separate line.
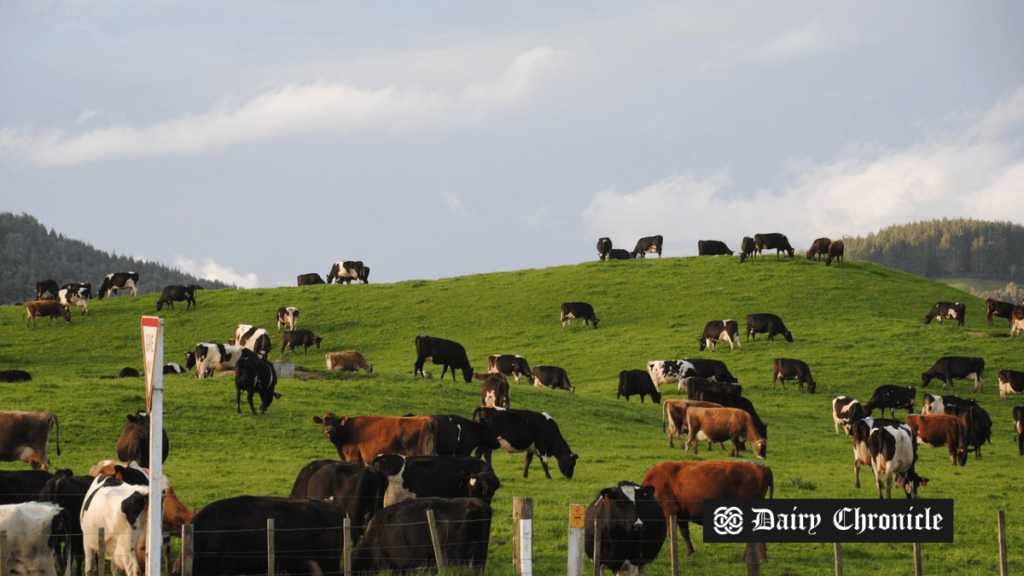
[2, 256, 1022, 575]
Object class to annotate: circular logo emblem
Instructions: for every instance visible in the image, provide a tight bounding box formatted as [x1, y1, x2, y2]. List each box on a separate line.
[713, 506, 744, 535]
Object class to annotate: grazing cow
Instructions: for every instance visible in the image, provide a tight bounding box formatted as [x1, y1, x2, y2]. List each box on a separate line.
[745, 313, 793, 342]
[0, 369, 32, 382]
[116, 410, 169, 467]
[642, 460, 773, 557]
[59, 283, 91, 316]
[312, 413, 437, 463]
[372, 454, 501, 506]
[631, 235, 663, 259]
[0, 411, 60, 471]
[851, 417, 904, 489]
[681, 377, 742, 398]
[959, 406, 992, 459]
[532, 365, 575, 392]
[155, 285, 200, 311]
[97, 271, 139, 298]
[618, 370, 661, 404]
[430, 414, 501, 457]
[806, 237, 831, 261]
[0, 501, 65, 576]
[832, 396, 866, 436]
[1014, 406, 1024, 456]
[685, 358, 737, 383]
[825, 239, 845, 266]
[754, 233, 795, 257]
[36, 279, 59, 300]
[234, 356, 280, 415]
[1013, 307, 1024, 337]
[234, 324, 272, 358]
[80, 476, 153, 576]
[327, 260, 370, 284]
[351, 498, 492, 575]
[25, 300, 71, 327]
[662, 399, 722, 448]
[921, 394, 979, 416]
[163, 363, 185, 375]
[472, 407, 578, 479]
[584, 481, 666, 576]
[699, 319, 742, 352]
[325, 350, 373, 373]
[772, 358, 817, 393]
[296, 272, 326, 286]
[698, 240, 733, 256]
[280, 329, 323, 357]
[0, 469, 55, 505]
[481, 374, 510, 408]
[597, 237, 613, 260]
[646, 360, 697, 391]
[739, 236, 757, 263]
[921, 356, 984, 393]
[924, 301, 966, 326]
[905, 414, 968, 466]
[39, 470, 92, 576]
[986, 298, 1018, 326]
[487, 354, 531, 384]
[193, 343, 255, 378]
[999, 369, 1024, 401]
[685, 407, 767, 458]
[289, 460, 386, 544]
[560, 301, 599, 329]
[868, 424, 928, 499]
[276, 306, 299, 331]
[413, 335, 473, 382]
[864, 385, 917, 418]
[694, 391, 768, 439]
[605, 248, 633, 260]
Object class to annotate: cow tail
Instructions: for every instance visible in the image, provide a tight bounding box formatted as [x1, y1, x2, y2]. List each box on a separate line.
[662, 402, 668, 432]
[766, 466, 774, 499]
[50, 412, 61, 459]
[425, 420, 438, 455]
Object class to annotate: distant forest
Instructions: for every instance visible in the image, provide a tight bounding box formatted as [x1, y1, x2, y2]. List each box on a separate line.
[0, 212, 234, 305]
[844, 218, 1024, 303]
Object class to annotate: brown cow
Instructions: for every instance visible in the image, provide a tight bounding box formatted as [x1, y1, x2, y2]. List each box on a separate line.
[25, 300, 71, 327]
[0, 411, 59, 470]
[325, 351, 374, 373]
[986, 298, 1017, 326]
[116, 410, 170, 468]
[685, 407, 766, 458]
[806, 237, 831, 261]
[480, 374, 510, 409]
[312, 414, 437, 463]
[662, 399, 721, 448]
[905, 414, 968, 466]
[825, 239, 845, 266]
[772, 358, 817, 393]
[641, 460, 773, 558]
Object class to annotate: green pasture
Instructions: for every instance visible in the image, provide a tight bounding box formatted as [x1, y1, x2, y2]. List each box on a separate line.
[2, 255, 1023, 575]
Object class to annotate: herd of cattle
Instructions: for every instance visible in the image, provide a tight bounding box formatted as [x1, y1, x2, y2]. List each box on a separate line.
[596, 233, 845, 266]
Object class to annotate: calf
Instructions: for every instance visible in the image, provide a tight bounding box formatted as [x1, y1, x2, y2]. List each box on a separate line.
[193, 343, 255, 378]
[560, 301, 599, 329]
[754, 232, 794, 257]
[685, 407, 767, 458]
[327, 260, 369, 284]
[235, 356, 280, 415]
[312, 413, 437, 463]
[25, 300, 71, 327]
[235, 324, 272, 358]
[281, 329, 323, 356]
[276, 306, 299, 331]
[921, 356, 984, 393]
[699, 319, 742, 351]
[414, 335, 473, 382]
[745, 313, 793, 342]
[584, 481, 666, 575]
[646, 360, 696, 391]
[986, 298, 1016, 326]
[739, 236, 757, 263]
[0, 501, 65, 576]
[59, 282, 91, 316]
[832, 396, 866, 436]
[1014, 406, 1024, 456]
[289, 460, 386, 545]
[472, 407, 578, 479]
[825, 239, 845, 266]
[480, 374, 510, 408]
[0, 411, 60, 471]
[806, 237, 831, 261]
[631, 235, 663, 258]
[326, 350, 373, 373]
[116, 410, 169, 467]
[697, 240, 733, 256]
[97, 271, 139, 298]
[36, 279, 59, 300]
[532, 365, 574, 392]
[682, 376, 742, 398]
[772, 358, 817, 393]
[617, 369, 661, 404]
[868, 424, 927, 499]
[999, 369, 1024, 401]
[605, 248, 633, 260]
[487, 354, 531, 384]
[296, 272, 326, 286]
[924, 301, 966, 326]
[155, 285, 200, 311]
[662, 399, 722, 448]
[597, 237, 612, 260]
[905, 414, 968, 466]
[372, 454, 500, 506]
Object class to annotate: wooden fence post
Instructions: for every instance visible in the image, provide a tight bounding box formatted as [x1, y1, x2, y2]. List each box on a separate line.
[267, 518, 275, 576]
[745, 542, 760, 576]
[567, 504, 585, 576]
[669, 516, 678, 576]
[834, 542, 843, 576]
[592, 521, 601, 576]
[513, 497, 533, 575]
[998, 510, 1007, 576]
[1, 530, 6, 576]
[98, 527, 105, 576]
[343, 517, 352, 576]
[426, 509, 447, 571]
[913, 543, 922, 576]
[182, 524, 194, 576]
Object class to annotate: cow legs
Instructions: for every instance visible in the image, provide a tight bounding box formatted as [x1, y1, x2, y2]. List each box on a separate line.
[854, 459, 863, 488]
[678, 521, 695, 555]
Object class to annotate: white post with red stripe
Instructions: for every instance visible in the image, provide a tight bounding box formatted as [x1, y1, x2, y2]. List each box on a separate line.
[141, 316, 164, 576]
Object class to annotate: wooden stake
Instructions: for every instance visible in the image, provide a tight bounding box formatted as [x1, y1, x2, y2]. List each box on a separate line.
[567, 504, 585, 576]
[745, 542, 760, 576]
[344, 517, 352, 576]
[998, 510, 1007, 576]
[669, 515, 679, 576]
[267, 518, 275, 576]
[427, 509, 447, 571]
[913, 543, 922, 576]
[182, 524, 194, 576]
[834, 542, 843, 576]
[513, 497, 533, 575]
[592, 521, 602, 576]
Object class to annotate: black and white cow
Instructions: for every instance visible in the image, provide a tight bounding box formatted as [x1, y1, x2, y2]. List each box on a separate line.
[924, 301, 966, 326]
[921, 356, 984, 393]
[0, 501, 66, 576]
[699, 319, 742, 352]
[276, 307, 299, 331]
[597, 237, 612, 260]
[39, 469, 93, 576]
[584, 481, 666, 575]
[999, 369, 1024, 401]
[832, 396, 866, 436]
[235, 324, 272, 359]
[617, 370, 661, 404]
[806, 237, 832, 261]
[472, 407, 578, 479]
[97, 272, 139, 299]
[646, 360, 697, 391]
[193, 343, 255, 379]
[155, 285, 200, 311]
[80, 474, 153, 576]
[162, 363, 185, 375]
[605, 248, 633, 260]
[986, 298, 1017, 326]
[868, 423, 927, 499]
[234, 356, 280, 415]
[863, 385, 916, 418]
[487, 354, 531, 384]
[772, 358, 817, 393]
[745, 313, 793, 342]
[327, 260, 370, 284]
[288, 460, 386, 545]
[684, 358, 737, 383]
[560, 302, 599, 329]
[414, 335, 473, 382]
[739, 236, 757, 263]
[631, 235, 663, 259]
[1014, 406, 1024, 456]
[480, 374, 510, 408]
[36, 279, 59, 301]
[371, 454, 501, 506]
[697, 240, 733, 256]
[59, 282, 92, 316]
[532, 365, 574, 392]
[296, 273, 326, 286]
[281, 329, 323, 356]
[754, 233, 795, 257]
[694, 390, 767, 438]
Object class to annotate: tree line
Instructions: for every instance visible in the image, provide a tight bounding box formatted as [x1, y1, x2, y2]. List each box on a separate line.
[0, 212, 234, 305]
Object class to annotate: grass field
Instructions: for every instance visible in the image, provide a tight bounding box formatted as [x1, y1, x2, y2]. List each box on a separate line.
[2, 255, 1023, 575]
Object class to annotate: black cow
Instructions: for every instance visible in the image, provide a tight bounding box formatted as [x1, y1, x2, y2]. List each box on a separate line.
[864, 385, 917, 418]
[584, 481, 666, 575]
[532, 365, 574, 392]
[605, 248, 633, 260]
[281, 329, 323, 356]
[487, 354, 531, 384]
[0, 469, 54, 505]
[772, 358, 816, 393]
[754, 233, 795, 257]
[97, 271, 139, 298]
[414, 335, 473, 383]
[116, 410, 170, 467]
[698, 240, 733, 256]
[806, 237, 832, 261]
[351, 498, 492, 575]
[0, 370, 32, 383]
[296, 273, 326, 286]
[234, 356, 280, 415]
[480, 374, 510, 408]
[699, 319, 742, 352]
[430, 414, 500, 457]
[617, 370, 661, 404]
[631, 235, 663, 259]
[155, 285, 201, 311]
[597, 237, 612, 260]
[832, 396, 866, 436]
[924, 301, 966, 326]
[959, 406, 992, 459]
[694, 390, 768, 438]
[327, 260, 370, 284]
[39, 469, 92, 576]
[986, 298, 1017, 326]
[684, 358, 737, 383]
[473, 407, 578, 479]
[560, 302, 599, 329]
[35, 279, 59, 300]
[826, 239, 845, 266]
[288, 459, 386, 544]
[745, 313, 793, 342]
[372, 454, 501, 505]
[921, 356, 985, 393]
[999, 369, 1024, 401]
[739, 236, 757, 263]
[1014, 406, 1024, 456]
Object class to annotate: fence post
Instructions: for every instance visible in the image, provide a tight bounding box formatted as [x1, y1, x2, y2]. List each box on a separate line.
[182, 524, 194, 576]
[998, 510, 1007, 576]
[745, 542, 760, 576]
[267, 518, 275, 576]
[343, 517, 352, 576]
[567, 504, 585, 576]
[592, 522, 601, 576]
[913, 543, 922, 576]
[426, 509, 447, 571]
[98, 527, 105, 576]
[834, 542, 843, 576]
[513, 497, 533, 575]
[1, 529, 6, 576]
[669, 516, 678, 576]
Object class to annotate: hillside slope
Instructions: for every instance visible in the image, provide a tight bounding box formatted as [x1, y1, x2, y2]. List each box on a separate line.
[1, 256, 1021, 575]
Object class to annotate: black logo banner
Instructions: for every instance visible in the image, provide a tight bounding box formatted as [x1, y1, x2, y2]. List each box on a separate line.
[704, 499, 954, 543]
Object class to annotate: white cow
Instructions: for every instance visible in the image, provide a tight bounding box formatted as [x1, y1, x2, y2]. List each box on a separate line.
[80, 475, 156, 576]
[193, 342, 252, 379]
[646, 360, 696, 392]
[0, 501, 63, 576]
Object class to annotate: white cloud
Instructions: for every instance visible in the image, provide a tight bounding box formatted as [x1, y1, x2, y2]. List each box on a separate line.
[699, 19, 836, 72]
[75, 109, 98, 125]
[174, 256, 260, 289]
[441, 191, 471, 216]
[0, 46, 565, 167]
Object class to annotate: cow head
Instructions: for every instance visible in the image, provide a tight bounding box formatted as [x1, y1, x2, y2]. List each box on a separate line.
[184, 351, 196, 371]
[313, 413, 349, 446]
[782, 330, 794, 342]
[556, 453, 579, 479]
[461, 366, 474, 384]
[753, 439, 767, 459]
[466, 472, 501, 501]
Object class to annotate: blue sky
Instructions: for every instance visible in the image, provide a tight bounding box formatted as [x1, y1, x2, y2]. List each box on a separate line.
[3, 1, 1023, 287]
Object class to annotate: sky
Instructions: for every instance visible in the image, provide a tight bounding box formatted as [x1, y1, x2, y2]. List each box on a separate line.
[3, 1, 1024, 288]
